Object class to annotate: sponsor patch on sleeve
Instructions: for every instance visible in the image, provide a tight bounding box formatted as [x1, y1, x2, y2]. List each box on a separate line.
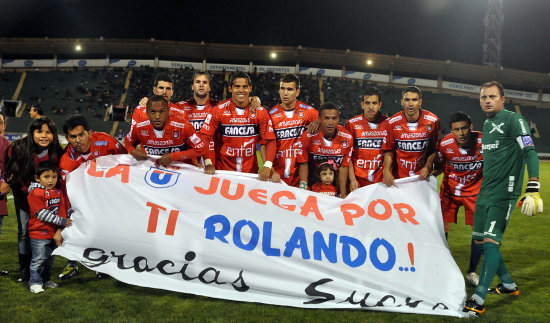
[517, 135, 534, 148]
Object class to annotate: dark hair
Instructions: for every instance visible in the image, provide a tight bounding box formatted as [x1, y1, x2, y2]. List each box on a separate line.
[315, 161, 339, 189]
[228, 72, 251, 87]
[4, 117, 63, 187]
[146, 94, 169, 110]
[318, 102, 339, 116]
[31, 105, 44, 116]
[401, 86, 422, 99]
[34, 161, 58, 178]
[481, 81, 505, 97]
[154, 73, 174, 87]
[192, 71, 212, 84]
[280, 73, 300, 89]
[449, 111, 472, 127]
[0, 110, 6, 122]
[363, 87, 382, 102]
[62, 114, 90, 134]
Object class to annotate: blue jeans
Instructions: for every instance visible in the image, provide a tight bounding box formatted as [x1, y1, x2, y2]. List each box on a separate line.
[16, 206, 31, 255]
[29, 239, 56, 285]
[0, 215, 4, 235]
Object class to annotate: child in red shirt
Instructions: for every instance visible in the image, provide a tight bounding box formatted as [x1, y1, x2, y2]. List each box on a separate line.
[311, 160, 339, 197]
[27, 162, 72, 293]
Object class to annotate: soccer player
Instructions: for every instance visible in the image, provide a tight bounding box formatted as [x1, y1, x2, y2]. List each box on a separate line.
[57, 114, 127, 280]
[345, 87, 388, 190]
[200, 72, 276, 180]
[462, 81, 543, 317]
[297, 102, 353, 197]
[125, 95, 207, 166]
[263, 73, 319, 186]
[382, 86, 440, 186]
[176, 71, 218, 167]
[434, 111, 483, 286]
[132, 73, 186, 125]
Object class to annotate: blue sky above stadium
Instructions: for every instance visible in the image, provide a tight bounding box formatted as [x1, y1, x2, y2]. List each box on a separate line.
[1, 0, 549, 73]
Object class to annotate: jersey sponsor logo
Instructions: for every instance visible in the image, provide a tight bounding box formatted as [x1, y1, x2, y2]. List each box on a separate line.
[446, 148, 454, 154]
[275, 126, 305, 140]
[399, 132, 427, 139]
[230, 117, 250, 123]
[388, 115, 402, 124]
[46, 197, 61, 207]
[489, 122, 504, 134]
[223, 111, 231, 115]
[141, 130, 149, 136]
[190, 134, 201, 145]
[190, 120, 205, 131]
[95, 141, 108, 146]
[311, 153, 344, 165]
[143, 144, 187, 155]
[338, 131, 352, 139]
[137, 120, 150, 127]
[298, 110, 304, 118]
[145, 167, 180, 188]
[395, 139, 429, 152]
[441, 138, 453, 147]
[146, 139, 174, 145]
[277, 119, 304, 127]
[354, 125, 363, 130]
[226, 138, 255, 157]
[395, 125, 403, 130]
[354, 138, 383, 149]
[273, 113, 282, 117]
[218, 101, 231, 109]
[173, 131, 180, 139]
[361, 130, 386, 137]
[450, 161, 482, 172]
[220, 124, 259, 137]
[170, 121, 186, 128]
[519, 119, 528, 135]
[482, 140, 500, 151]
[316, 147, 342, 154]
[269, 107, 280, 115]
[349, 116, 362, 123]
[299, 103, 312, 109]
[423, 115, 437, 122]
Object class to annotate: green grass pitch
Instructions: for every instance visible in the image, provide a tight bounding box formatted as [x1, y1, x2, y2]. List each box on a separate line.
[0, 163, 549, 322]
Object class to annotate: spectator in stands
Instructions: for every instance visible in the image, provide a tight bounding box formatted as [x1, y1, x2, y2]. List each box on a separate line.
[297, 102, 353, 197]
[382, 86, 440, 186]
[29, 105, 44, 119]
[0, 111, 10, 276]
[345, 87, 388, 190]
[4, 117, 64, 283]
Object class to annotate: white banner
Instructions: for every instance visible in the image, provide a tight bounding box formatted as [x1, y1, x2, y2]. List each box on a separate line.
[345, 71, 391, 83]
[254, 65, 295, 74]
[159, 60, 204, 70]
[207, 63, 249, 72]
[1, 59, 54, 68]
[298, 67, 342, 77]
[442, 81, 480, 94]
[393, 76, 438, 88]
[54, 155, 466, 317]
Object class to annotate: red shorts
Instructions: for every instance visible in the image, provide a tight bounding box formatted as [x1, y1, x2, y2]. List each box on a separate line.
[440, 190, 476, 226]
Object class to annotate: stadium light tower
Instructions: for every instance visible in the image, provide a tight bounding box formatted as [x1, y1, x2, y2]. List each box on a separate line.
[482, 0, 503, 67]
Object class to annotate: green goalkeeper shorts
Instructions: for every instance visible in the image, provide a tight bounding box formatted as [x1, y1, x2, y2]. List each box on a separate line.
[472, 198, 516, 244]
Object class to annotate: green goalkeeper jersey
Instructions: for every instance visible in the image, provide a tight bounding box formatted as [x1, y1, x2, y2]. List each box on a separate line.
[479, 109, 536, 201]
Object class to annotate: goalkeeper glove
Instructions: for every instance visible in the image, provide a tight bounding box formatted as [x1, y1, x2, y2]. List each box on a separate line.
[517, 181, 543, 216]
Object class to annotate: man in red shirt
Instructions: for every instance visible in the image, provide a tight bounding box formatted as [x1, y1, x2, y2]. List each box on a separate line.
[382, 86, 440, 186]
[125, 95, 207, 166]
[297, 102, 353, 197]
[345, 87, 388, 190]
[264, 73, 318, 186]
[132, 73, 186, 125]
[200, 72, 276, 180]
[58, 114, 127, 280]
[434, 111, 483, 286]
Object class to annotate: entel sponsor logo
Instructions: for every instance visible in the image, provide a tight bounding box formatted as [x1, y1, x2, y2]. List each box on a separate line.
[482, 140, 499, 151]
[226, 139, 255, 157]
[145, 167, 180, 188]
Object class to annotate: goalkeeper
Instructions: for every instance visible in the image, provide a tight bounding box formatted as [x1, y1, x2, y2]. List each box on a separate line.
[463, 81, 543, 317]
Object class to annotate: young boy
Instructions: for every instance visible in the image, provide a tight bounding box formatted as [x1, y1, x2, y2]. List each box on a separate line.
[27, 161, 72, 293]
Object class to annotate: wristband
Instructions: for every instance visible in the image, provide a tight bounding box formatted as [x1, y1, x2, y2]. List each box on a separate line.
[299, 181, 308, 190]
[263, 161, 273, 169]
[204, 159, 213, 166]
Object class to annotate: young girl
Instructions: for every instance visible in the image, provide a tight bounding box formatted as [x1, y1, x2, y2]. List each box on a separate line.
[4, 117, 63, 282]
[311, 160, 339, 197]
[27, 161, 71, 293]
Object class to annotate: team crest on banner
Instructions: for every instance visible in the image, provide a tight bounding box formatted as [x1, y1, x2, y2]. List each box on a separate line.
[144, 167, 180, 188]
[298, 110, 304, 118]
[173, 131, 180, 139]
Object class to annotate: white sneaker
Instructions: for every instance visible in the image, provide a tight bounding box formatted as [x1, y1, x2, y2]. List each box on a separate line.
[466, 272, 479, 286]
[44, 281, 58, 289]
[30, 284, 44, 294]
